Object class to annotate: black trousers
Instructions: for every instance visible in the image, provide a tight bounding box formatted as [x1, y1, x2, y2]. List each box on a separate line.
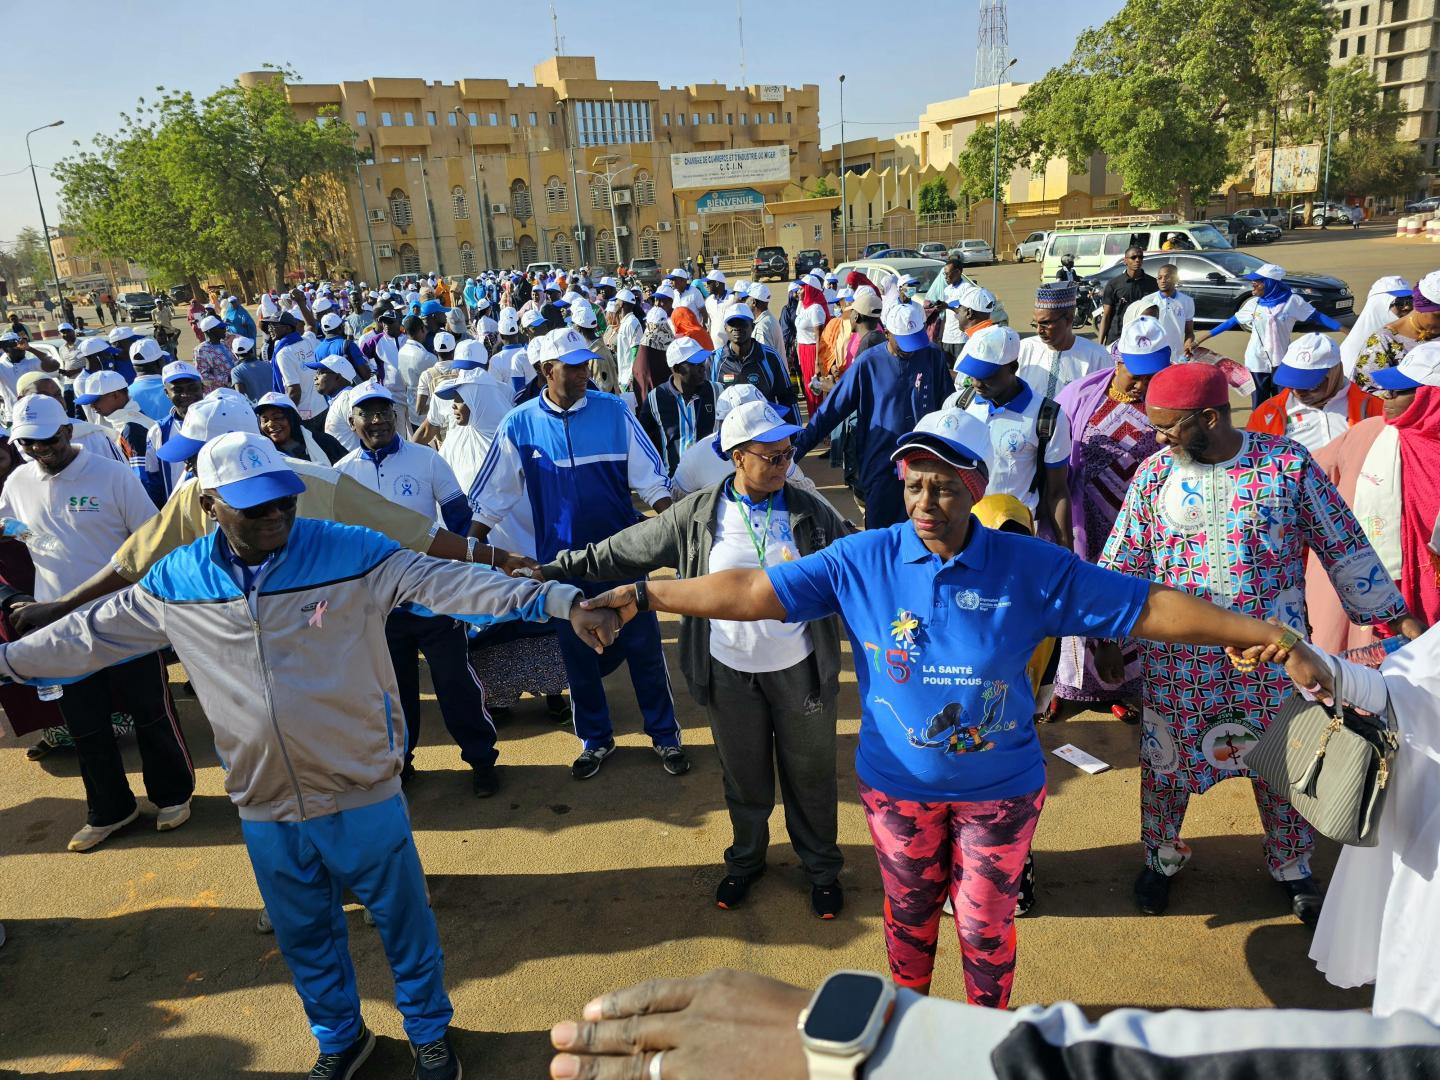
[385, 609, 497, 770]
[59, 652, 194, 827]
[706, 655, 842, 885]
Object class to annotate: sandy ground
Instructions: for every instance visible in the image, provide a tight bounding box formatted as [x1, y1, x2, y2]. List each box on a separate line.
[4, 227, 1431, 1078]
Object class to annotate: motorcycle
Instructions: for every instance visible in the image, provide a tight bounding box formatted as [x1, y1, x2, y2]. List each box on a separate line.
[1074, 279, 1101, 329]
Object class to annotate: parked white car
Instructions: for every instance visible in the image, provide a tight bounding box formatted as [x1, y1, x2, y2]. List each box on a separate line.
[1014, 230, 1049, 262]
[949, 238, 995, 266]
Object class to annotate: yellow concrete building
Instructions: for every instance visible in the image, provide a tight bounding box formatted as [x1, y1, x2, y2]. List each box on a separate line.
[48, 229, 149, 294]
[255, 57, 820, 278]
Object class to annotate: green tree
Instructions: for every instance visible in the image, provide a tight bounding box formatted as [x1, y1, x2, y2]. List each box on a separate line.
[1019, 0, 1337, 212]
[955, 120, 1030, 204]
[1328, 135, 1425, 198]
[9, 227, 54, 290]
[806, 177, 838, 198]
[917, 177, 957, 217]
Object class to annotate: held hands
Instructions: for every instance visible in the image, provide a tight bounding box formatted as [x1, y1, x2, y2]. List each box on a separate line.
[9, 600, 62, 635]
[549, 969, 810, 1080]
[1093, 640, 1126, 686]
[580, 585, 641, 628]
[568, 605, 622, 654]
[492, 547, 540, 577]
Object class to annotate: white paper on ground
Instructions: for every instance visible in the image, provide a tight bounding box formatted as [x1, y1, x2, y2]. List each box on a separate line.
[1052, 743, 1111, 774]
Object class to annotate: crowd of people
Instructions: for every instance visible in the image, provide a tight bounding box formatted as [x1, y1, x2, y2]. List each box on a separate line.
[1, 252, 1439, 1080]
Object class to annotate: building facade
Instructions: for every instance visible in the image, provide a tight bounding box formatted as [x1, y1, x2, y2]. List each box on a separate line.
[254, 57, 819, 278]
[1328, 0, 1440, 167]
[48, 229, 149, 295]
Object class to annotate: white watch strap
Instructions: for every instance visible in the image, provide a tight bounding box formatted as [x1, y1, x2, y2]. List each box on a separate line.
[802, 1047, 865, 1080]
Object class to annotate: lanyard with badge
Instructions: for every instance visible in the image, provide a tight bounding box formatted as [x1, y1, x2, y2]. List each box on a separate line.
[733, 482, 775, 567]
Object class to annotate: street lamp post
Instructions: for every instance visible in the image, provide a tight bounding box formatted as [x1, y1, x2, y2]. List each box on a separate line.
[25, 120, 65, 308]
[839, 75, 847, 262]
[991, 58, 1017, 254]
[582, 158, 640, 270]
[451, 108, 495, 271]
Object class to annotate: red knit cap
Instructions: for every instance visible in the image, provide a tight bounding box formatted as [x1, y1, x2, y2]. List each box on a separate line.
[1145, 362, 1229, 409]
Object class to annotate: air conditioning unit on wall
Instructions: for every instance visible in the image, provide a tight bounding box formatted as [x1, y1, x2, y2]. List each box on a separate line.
[612, 189, 633, 206]
[657, 221, 673, 232]
[615, 225, 630, 237]
[498, 237, 515, 251]
[367, 208, 386, 223]
[491, 202, 509, 214]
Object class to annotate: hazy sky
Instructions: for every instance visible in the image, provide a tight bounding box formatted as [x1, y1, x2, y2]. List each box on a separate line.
[0, 1, 1122, 247]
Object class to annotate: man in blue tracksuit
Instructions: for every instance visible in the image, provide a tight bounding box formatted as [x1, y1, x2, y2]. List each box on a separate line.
[792, 299, 953, 529]
[468, 326, 690, 781]
[0, 431, 618, 1080]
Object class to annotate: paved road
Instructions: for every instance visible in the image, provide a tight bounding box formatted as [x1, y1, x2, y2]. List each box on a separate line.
[5, 230, 1428, 1077]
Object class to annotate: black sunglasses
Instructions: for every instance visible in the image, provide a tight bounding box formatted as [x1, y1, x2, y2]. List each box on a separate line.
[228, 494, 298, 519]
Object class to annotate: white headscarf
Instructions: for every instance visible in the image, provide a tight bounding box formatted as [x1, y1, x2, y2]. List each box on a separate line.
[1340, 275, 1412, 377]
[436, 370, 512, 493]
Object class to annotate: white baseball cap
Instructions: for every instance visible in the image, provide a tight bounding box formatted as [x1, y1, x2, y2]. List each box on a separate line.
[666, 337, 709, 367]
[305, 355, 357, 382]
[882, 300, 931, 352]
[320, 312, 344, 333]
[615, 288, 637, 305]
[198, 314, 225, 333]
[497, 307, 521, 335]
[667, 267, 691, 280]
[232, 335, 256, 356]
[549, 327, 600, 365]
[312, 297, 334, 314]
[107, 326, 137, 343]
[1369, 338, 1440, 391]
[1274, 332, 1341, 390]
[1243, 262, 1286, 283]
[255, 391, 293, 411]
[350, 380, 396, 408]
[157, 388, 262, 462]
[724, 305, 755, 325]
[654, 283, 677, 301]
[432, 331, 457, 354]
[954, 283, 996, 313]
[748, 282, 772, 303]
[0, 331, 19, 345]
[705, 270, 727, 284]
[720, 399, 803, 453]
[131, 337, 166, 365]
[955, 324, 1021, 378]
[10, 394, 69, 441]
[79, 337, 111, 358]
[803, 271, 825, 291]
[452, 338, 490, 370]
[890, 407, 995, 480]
[715, 382, 766, 421]
[569, 301, 597, 329]
[1117, 316, 1174, 376]
[75, 369, 129, 405]
[645, 307, 668, 326]
[197, 431, 306, 509]
[162, 360, 202, 384]
[1416, 270, 1440, 309]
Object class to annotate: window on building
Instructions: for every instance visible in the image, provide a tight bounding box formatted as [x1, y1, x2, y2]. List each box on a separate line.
[398, 243, 421, 275]
[679, 113, 687, 126]
[314, 116, 327, 128]
[769, 111, 777, 124]
[692, 113, 700, 125]
[1342, 7, 1351, 27]
[446, 111, 457, 126]
[663, 113, 670, 126]
[459, 242, 477, 275]
[552, 233, 575, 267]
[426, 111, 437, 125]
[1387, 57, 1404, 81]
[356, 110, 368, 126]
[591, 176, 612, 210]
[1358, 33, 1367, 53]
[639, 227, 661, 260]
[726, 113, 733, 124]
[1360, 4, 1369, 23]
[389, 156, 401, 163]
[549, 112, 558, 126]
[1390, 28, 1406, 50]
[452, 186, 469, 220]
[510, 113, 520, 128]
[388, 189, 413, 229]
[404, 111, 415, 126]
[1393, 0, 1409, 19]
[510, 178, 532, 220]
[707, 112, 716, 124]
[381, 111, 393, 126]
[1340, 37, 1349, 57]
[528, 111, 538, 126]
[595, 229, 618, 267]
[545, 176, 569, 213]
[489, 112, 498, 125]
[468, 111, 478, 125]
[786, 111, 793, 123]
[517, 235, 538, 266]
[634, 169, 655, 206]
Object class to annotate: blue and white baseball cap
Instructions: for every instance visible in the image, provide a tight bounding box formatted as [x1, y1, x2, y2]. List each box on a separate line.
[1273, 332, 1340, 390]
[550, 327, 600, 365]
[955, 325, 1021, 379]
[162, 360, 202, 384]
[197, 431, 306, 509]
[131, 337, 167, 366]
[890, 407, 995, 479]
[715, 382, 766, 421]
[523, 308, 548, 329]
[498, 307, 521, 335]
[75, 369, 129, 405]
[305, 355, 357, 382]
[1242, 262, 1286, 282]
[723, 305, 755, 324]
[953, 283, 996, 313]
[719, 399, 803, 453]
[1117, 316, 1173, 376]
[451, 339, 489, 370]
[665, 337, 709, 367]
[1369, 339, 1440, 390]
[157, 388, 262, 461]
[883, 300, 931, 352]
[349, 380, 395, 408]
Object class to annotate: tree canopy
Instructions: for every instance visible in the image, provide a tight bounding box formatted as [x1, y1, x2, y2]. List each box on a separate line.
[917, 177, 957, 217]
[955, 121, 1031, 205]
[1018, 0, 1337, 210]
[54, 69, 358, 295]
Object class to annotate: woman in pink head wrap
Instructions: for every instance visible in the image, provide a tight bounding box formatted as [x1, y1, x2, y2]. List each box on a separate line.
[794, 272, 831, 412]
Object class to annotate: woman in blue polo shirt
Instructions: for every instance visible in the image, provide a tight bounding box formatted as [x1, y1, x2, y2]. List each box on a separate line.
[579, 409, 1311, 1008]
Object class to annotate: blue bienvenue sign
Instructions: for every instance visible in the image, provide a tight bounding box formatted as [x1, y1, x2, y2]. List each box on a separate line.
[696, 188, 765, 215]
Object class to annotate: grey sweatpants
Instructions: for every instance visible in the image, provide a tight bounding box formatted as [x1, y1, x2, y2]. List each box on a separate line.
[706, 654, 842, 884]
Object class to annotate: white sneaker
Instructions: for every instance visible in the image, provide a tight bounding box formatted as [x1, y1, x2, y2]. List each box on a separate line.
[68, 807, 140, 852]
[155, 800, 192, 832]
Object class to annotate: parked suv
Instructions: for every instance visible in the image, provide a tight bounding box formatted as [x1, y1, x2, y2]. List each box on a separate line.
[1235, 207, 1287, 231]
[752, 246, 790, 281]
[117, 291, 157, 321]
[917, 242, 949, 261]
[795, 249, 828, 276]
[1289, 201, 1351, 228]
[1014, 230, 1050, 262]
[629, 258, 663, 289]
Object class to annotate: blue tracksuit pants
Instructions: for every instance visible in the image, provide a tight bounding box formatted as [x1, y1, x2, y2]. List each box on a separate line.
[240, 794, 452, 1053]
[553, 590, 679, 752]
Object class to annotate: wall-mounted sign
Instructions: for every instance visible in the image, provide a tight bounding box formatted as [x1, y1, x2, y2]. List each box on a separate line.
[671, 147, 790, 190]
[696, 187, 766, 215]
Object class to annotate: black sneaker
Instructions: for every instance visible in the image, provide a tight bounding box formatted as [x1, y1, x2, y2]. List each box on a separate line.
[1282, 877, 1325, 927]
[571, 740, 616, 780]
[716, 866, 765, 910]
[1133, 867, 1171, 916]
[1015, 853, 1037, 917]
[412, 1032, 461, 1080]
[810, 882, 844, 920]
[655, 744, 691, 775]
[546, 694, 571, 723]
[309, 1026, 374, 1080]
[471, 765, 499, 798]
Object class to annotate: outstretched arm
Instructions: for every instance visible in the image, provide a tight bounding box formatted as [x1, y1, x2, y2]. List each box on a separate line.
[581, 569, 786, 624]
[1131, 583, 1289, 651]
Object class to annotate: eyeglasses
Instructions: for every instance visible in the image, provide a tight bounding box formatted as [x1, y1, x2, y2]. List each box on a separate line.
[227, 494, 298, 519]
[740, 446, 797, 468]
[1149, 410, 1204, 437]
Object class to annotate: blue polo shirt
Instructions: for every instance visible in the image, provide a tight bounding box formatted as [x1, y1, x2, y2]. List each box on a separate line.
[766, 521, 1149, 802]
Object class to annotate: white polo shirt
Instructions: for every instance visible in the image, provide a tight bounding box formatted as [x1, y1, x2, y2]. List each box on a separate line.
[1016, 335, 1113, 400]
[0, 449, 156, 600]
[1150, 289, 1195, 358]
[334, 437, 464, 526]
[949, 381, 1072, 514]
[1282, 385, 1353, 453]
[274, 335, 323, 418]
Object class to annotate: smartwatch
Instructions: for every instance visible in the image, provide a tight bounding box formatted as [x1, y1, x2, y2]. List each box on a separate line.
[796, 970, 896, 1079]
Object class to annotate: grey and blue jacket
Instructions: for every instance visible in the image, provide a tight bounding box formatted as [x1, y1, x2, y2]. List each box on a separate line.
[0, 517, 579, 823]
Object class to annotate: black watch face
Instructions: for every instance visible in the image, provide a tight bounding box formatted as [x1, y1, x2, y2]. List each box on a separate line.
[803, 973, 886, 1043]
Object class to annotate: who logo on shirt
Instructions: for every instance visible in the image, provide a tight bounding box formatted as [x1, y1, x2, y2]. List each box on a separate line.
[67, 495, 102, 513]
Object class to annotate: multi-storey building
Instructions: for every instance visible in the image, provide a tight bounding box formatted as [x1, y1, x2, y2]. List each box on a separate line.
[1328, 0, 1440, 168]
[252, 57, 819, 278]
